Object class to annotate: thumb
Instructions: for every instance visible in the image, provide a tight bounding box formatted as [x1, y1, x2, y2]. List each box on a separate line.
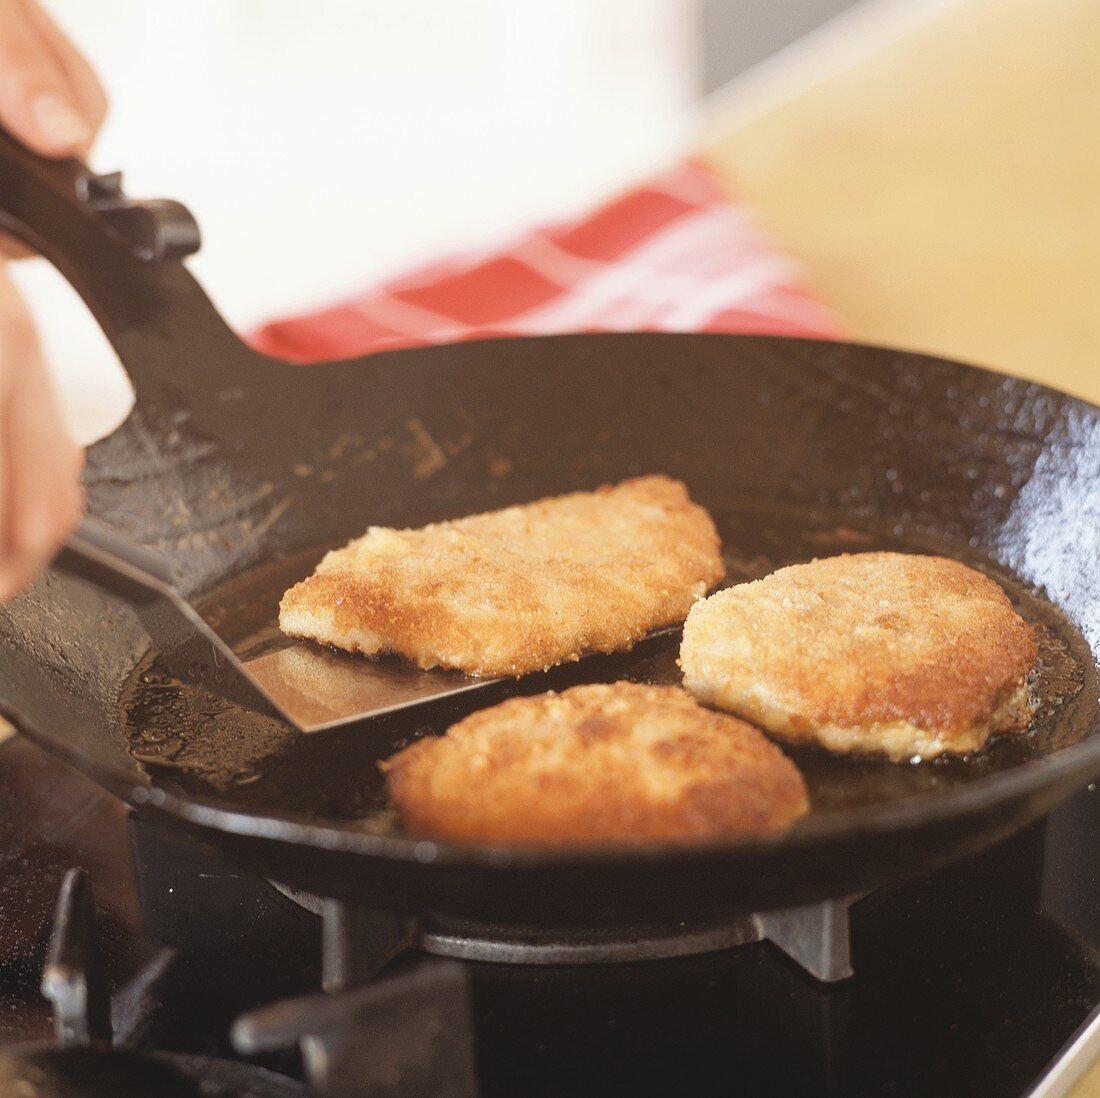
[0, 6, 90, 156]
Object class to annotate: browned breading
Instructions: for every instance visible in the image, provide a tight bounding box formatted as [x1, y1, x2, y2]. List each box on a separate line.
[680, 552, 1037, 760]
[382, 682, 809, 845]
[280, 476, 724, 676]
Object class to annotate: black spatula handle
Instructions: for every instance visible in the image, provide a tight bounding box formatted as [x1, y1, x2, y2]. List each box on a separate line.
[0, 123, 267, 395]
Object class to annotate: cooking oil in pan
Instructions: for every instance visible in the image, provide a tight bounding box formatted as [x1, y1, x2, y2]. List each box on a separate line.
[118, 515, 1095, 833]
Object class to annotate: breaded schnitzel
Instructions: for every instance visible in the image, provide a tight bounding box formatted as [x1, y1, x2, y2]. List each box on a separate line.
[280, 476, 723, 676]
[382, 682, 808, 845]
[680, 552, 1037, 761]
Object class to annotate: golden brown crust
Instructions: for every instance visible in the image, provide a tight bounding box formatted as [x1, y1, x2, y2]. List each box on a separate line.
[680, 552, 1037, 760]
[280, 476, 724, 676]
[382, 682, 809, 846]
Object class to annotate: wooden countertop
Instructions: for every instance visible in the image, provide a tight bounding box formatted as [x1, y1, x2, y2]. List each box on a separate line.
[698, 0, 1100, 405]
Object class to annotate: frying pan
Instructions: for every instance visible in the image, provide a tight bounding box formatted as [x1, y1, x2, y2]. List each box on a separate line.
[0, 126, 1098, 940]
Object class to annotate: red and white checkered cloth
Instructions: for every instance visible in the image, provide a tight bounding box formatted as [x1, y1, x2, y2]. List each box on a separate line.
[249, 160, 842, 362]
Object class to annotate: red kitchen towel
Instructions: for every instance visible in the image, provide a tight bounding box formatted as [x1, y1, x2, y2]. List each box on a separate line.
[249, 159, 843, 362]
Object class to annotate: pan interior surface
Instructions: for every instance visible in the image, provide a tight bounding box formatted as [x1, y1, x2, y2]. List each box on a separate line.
[117, 497, 1097, 849]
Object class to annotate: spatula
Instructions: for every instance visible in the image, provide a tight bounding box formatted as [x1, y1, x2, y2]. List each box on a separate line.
[55, 521, 506, 733]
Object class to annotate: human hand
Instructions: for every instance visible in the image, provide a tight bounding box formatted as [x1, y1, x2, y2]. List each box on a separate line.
[0, 0, 105, 158]
[0, 0, 104, 596]
[0, 267, 83, 598]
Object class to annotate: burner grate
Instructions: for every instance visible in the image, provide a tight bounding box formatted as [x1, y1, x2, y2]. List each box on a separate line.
[273, 880, 857, 983]
[1, 868, 306, 1098]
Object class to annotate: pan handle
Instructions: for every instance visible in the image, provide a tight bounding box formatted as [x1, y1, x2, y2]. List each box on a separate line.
[0, 124, 270, 397]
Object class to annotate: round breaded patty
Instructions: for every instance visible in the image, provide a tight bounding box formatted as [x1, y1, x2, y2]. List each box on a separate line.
[680, 552, 1037, 761]
[382, 682, 808, 845]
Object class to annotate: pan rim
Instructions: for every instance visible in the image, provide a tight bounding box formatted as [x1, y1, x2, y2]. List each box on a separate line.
[8, 699, 1098, 870]
[307, 329, 1093, 404]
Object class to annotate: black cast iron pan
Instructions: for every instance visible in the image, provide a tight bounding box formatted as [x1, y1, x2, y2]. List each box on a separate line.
[0, 126, 1098, 937]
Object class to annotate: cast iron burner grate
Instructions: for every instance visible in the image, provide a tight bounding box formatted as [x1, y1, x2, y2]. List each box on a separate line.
[229, 874, 853, 1095]
[130, 812, 854, 1096]
[121, 805, 1100, 1097]
[0, 868, 306, 1098]
[270, 881, 857, 984]
[23, 866, 481, 1098]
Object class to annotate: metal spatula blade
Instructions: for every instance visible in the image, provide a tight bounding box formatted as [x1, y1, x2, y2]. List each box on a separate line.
[52, 522, 501, 733]
[54, 522, 292, 723]
[241, 644, 501, 732]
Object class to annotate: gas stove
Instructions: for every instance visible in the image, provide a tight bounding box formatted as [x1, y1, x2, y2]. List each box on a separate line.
[1, 732, 1097, 1097]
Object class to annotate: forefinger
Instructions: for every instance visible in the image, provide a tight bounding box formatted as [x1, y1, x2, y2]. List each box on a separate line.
[0, 0, 91, 157]
[20, 0, 107, 140]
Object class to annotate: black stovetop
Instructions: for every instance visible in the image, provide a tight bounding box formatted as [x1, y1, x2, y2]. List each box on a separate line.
[1, 733, 1097, 1097]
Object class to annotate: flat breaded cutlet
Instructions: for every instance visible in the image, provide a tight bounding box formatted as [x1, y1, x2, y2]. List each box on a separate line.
[280, 476, 724, 676]
[679, 552, 1037, 761]
[382, 682, 809, 845]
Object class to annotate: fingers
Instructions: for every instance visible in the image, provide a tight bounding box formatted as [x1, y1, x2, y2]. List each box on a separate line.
[0, 232, 32, 261]
[0, 366, 83, 600]
[0, 268, 82, 600]
[0, 0, 104, 158]
[0, 1, 97, 594]
[20, 0, 107, 136]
